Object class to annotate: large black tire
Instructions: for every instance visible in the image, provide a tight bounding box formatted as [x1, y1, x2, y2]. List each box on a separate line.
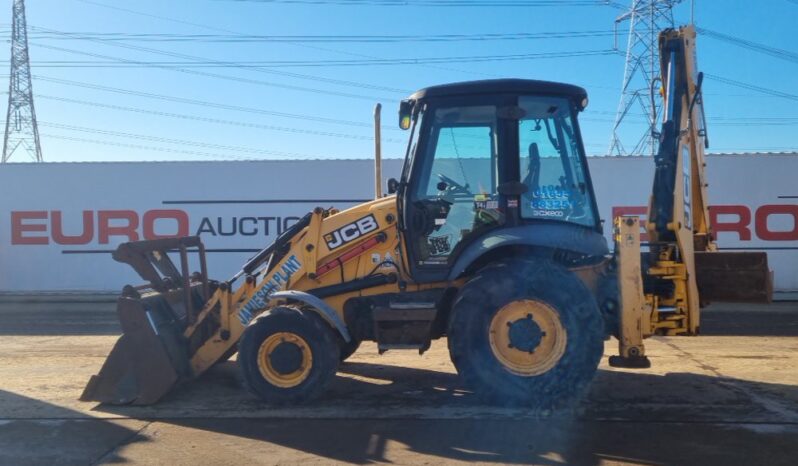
[596, 270, 620, 339]
[447, 257, 604, 408]
[238, 306, 340, 404]
[339, 338, 361, 362]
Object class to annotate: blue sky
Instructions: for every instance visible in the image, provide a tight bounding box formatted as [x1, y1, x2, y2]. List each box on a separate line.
[3, 0, 797, 162]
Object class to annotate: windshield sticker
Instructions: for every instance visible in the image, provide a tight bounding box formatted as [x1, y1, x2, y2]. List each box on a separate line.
[531, 184, 572, 200]
[474, 199, 499, 210]
[530, 199, 574, 211]
[529, 184, 576, 217]
[530, 209, 565, 218]
[427, 235, 451, 256]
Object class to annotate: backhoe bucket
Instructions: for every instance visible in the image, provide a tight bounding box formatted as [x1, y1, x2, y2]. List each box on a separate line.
[81, 293, 191, 405]
[695, 251, 773, 303]
[81, 237, 210, 405]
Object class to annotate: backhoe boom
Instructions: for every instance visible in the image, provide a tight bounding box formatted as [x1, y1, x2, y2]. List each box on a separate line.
[611, 26, 772, 368]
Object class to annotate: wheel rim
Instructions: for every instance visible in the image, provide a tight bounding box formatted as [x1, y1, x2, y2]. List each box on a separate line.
[488, 299, 567, 376]
[257, 332, 313, 388]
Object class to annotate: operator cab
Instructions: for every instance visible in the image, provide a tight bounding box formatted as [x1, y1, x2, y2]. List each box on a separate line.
[394, 79, 605, 282]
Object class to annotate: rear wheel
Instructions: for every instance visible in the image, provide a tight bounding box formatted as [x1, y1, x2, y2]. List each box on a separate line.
[448, 257, 604, 408]
[238, 306, 340, 403]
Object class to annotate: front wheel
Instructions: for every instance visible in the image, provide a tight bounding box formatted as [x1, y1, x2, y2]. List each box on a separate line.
[238, 306, 340, 404]
[447, 258, 604, 408]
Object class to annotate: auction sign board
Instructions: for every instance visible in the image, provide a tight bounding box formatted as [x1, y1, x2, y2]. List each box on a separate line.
[1, 155, 795, 292]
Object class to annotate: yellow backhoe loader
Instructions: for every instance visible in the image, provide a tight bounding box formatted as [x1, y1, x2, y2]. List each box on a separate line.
[82, 26, 771, 408]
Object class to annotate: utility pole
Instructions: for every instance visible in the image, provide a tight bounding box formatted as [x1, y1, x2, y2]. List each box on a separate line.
[3, 0, 42, 163]
[608, 0, 681, 156]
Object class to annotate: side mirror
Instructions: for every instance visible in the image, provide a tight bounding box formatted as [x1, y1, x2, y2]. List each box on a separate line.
[387, 178, 399, 194]
[399, 100, 413, 130]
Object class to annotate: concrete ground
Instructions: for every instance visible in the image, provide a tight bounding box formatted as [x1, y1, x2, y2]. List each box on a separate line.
[0, 298, 797, 465]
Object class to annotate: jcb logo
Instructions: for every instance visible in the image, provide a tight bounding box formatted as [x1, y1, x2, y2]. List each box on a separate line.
[324, 214, 379, 250]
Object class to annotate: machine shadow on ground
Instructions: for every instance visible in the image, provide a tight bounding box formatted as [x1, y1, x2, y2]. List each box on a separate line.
[2, 302, 796, 337]
[90, 363, 798, 465]
[701, 303, 798, 336]
[0, 390, 147, 466]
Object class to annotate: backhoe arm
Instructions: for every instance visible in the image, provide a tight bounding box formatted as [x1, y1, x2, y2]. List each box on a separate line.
[611, 25, 771, 368]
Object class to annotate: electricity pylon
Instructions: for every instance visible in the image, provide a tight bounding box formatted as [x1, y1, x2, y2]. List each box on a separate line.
[608, 0, 681, 156]
[3, 0, 42, 163]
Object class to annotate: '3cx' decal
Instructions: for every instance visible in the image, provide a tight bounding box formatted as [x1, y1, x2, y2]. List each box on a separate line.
[325, 214, 379, 250]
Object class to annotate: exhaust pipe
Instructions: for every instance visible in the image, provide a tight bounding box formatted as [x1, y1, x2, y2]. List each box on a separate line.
[374, 103, 382, 199]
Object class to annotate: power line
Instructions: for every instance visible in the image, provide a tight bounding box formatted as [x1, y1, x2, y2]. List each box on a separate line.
[39, 121, 350, 158]
[704, 73, 798, 102]
[42, 128, 403, 161]
[71, 0, 497, 78]
[61, 6, 422, 97]
[30, 42, 620, 67]
[44, 91, 791, 137]
[709, 145, 798, 152]
[42, 121, 397, 160]
[698, 27, 798, 65]
[21, 29, 617, 43]
[711, 116, 798, 122]
[47, 0, 796, 158]
[28, 25, 411, 95]
[36, 94, 406, 142]
[42, 133, 301, 161]
[711, 121, 798, 127]
[219, 0, 614, 6]
[27, 25, 618, 70]
[31, 42, 399, 101]
[33, 75, 387, 129]
[584, 115, 798, 126]
[34, 73, 797, 164]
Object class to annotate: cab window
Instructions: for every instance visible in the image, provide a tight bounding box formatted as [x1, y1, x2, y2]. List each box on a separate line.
[518, 96, 596, 227]
[411, 105, 502, 264]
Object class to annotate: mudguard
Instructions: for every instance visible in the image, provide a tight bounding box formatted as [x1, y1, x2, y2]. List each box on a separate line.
[447, 224, 609, 281]
[269, 290, 352, 342]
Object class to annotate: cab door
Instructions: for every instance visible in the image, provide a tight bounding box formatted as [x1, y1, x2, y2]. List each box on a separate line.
[401, 96, 513, 282]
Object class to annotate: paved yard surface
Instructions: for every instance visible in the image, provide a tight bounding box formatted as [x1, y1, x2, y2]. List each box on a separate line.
[0, 300, 797, 465]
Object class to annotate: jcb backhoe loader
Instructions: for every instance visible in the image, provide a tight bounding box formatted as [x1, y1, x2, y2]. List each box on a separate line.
[82, 26, 771, 408]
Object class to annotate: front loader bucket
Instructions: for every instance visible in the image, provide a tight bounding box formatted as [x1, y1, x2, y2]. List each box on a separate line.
[82, 237, 212, 405]
[81, 293, 191, 405]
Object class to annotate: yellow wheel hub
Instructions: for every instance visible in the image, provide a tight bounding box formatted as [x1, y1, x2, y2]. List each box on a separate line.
[489, 299, 567, 376]
[257, 332, 313, 388]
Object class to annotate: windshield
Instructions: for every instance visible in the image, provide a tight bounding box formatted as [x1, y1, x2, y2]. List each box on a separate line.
[518, 96, 596, 227]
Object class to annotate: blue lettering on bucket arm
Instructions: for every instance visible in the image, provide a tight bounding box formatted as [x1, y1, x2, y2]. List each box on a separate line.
[237, 255, 302, 325]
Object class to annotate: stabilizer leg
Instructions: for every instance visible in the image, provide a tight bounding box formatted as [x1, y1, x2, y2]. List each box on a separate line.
[610, 216, 651, 369]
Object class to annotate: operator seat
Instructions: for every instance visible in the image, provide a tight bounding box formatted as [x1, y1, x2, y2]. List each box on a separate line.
[523, 142, 541, 192]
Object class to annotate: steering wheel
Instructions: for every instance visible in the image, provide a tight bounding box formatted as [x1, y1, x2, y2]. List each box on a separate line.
[436, 173, 471, 196]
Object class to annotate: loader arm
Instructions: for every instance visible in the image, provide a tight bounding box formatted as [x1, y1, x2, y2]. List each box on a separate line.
[82, 197, 405, 404]
[611, 25, 772, 367]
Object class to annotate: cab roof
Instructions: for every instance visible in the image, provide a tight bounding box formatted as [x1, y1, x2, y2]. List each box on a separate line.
[409, 78, 587, 102]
